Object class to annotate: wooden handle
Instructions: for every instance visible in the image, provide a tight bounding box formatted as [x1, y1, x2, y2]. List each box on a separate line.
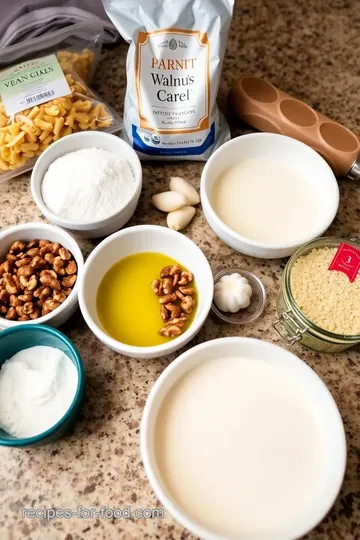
[229, 74, 360, 176]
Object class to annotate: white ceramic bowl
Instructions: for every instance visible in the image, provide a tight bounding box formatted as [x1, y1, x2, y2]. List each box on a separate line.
[0, 222, 84, 329]
[200, 133, 339, 258]
[141, 337, 346, 540]
[78, 225, 213, 359]
[31, 131, 142, 238]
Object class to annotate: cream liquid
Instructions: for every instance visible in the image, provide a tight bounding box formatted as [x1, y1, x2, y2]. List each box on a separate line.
[212, 159, 321, 245]
[155, 356, 326, 539]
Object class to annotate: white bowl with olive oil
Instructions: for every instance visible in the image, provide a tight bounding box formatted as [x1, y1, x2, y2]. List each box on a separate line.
[78, 225, 213, 359]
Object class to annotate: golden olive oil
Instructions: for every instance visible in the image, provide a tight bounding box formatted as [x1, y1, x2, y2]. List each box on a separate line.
[96, 252, 197, 347]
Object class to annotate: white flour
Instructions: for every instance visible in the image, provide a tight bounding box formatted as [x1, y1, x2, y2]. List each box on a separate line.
[0, 346, 78, 438]
[41, 148, 135, 222]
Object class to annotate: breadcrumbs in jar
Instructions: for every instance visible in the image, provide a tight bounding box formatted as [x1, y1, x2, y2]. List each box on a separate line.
[290, 247, 360, 335]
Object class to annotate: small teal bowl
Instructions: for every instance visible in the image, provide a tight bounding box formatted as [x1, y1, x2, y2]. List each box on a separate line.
[0, 324, 85, 447]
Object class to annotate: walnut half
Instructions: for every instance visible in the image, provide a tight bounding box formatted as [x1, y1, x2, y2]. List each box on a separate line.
[159, 324, 182, 337]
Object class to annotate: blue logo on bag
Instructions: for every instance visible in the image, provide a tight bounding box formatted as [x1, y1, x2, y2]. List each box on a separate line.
[151, 133, 161, 145]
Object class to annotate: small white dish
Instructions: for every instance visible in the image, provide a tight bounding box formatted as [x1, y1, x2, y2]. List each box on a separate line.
[78, 225, 214, 359]
[141, 337, 346, 540]
[200, 133, 339, 258]
[31, 131, 142, 239]
[211, 267, 266, 324]
[0, 222, 84, 329]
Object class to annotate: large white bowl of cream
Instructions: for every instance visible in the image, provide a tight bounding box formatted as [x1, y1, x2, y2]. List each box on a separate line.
[141, 337, 346, 540]
[200, 133, 339, 258]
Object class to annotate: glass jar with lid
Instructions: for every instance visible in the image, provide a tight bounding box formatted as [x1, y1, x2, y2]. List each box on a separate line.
[274, 236, 360, 353]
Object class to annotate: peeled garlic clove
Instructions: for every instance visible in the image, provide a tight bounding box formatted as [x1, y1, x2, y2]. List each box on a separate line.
[169, 176, 200, 206]
[152, 191, 188, 212]
[167, 206, 196, 231]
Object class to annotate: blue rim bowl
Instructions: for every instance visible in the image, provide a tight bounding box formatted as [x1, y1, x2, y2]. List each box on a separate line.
[0, 324, 85, 447]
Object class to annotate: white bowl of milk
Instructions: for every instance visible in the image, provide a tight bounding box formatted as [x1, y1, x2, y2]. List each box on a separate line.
[200, 133, 339, 258]
[141, 337, 346, 540]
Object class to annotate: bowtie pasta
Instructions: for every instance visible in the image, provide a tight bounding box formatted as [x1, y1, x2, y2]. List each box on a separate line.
[0, 49, 121, 179]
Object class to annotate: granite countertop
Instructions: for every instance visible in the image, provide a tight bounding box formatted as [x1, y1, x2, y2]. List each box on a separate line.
[1, 1, 360, 539]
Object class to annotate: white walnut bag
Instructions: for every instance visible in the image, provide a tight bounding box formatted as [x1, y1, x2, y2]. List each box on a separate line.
[104, 0, 234, 160]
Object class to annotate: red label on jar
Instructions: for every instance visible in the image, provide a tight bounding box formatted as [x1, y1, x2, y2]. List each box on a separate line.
[328, 243, 360, 282]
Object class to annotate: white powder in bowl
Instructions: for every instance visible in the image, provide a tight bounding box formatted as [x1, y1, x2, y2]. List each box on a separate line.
[0, 346, 78, 438]
[41, 148, 136, 222]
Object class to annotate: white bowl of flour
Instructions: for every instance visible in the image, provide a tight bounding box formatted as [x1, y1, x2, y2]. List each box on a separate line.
[31, 132, 142, 238]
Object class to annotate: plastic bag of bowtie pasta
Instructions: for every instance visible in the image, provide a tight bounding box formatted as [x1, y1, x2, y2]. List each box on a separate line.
[0, 21, 123, 181]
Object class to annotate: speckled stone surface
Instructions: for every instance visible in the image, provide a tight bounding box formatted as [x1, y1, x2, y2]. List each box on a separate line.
[1, 1, 360, 539]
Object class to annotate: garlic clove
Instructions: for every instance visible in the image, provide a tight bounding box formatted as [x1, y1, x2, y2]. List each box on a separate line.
[169, 176, 200, 206]
[213, 273, 252, 313]
[167, 206, 196, 231]
[152, 191, 188, 213]
[213, 290, 230, 312]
